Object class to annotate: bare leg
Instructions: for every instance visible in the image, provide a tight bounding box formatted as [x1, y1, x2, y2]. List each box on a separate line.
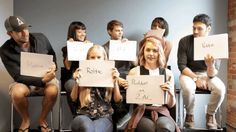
[39, 83, 58, 132]
[11, 83, 30, 132]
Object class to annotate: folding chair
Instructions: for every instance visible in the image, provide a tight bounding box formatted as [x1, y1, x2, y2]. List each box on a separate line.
[180, 88, 223, 132]
[10, 94, 54, 132]
[59, 67, 73, 132]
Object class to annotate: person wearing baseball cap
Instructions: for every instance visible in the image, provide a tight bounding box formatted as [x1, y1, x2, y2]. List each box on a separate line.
[4, 16, 31, 32]
[0, 16, 58, 132]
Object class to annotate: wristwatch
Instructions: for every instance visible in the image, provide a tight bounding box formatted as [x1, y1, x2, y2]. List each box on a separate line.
[193, 77, 198, 82]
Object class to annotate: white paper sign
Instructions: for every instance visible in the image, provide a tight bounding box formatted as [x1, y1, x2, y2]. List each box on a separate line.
[126, 75, 164, 105]
[194, 33, 228, 60]
[79, 60, 115, 87]
[20, 52, 53, 77]
[67, 41, 93, 61]
[109, 40, 137, 61]
[145, 29, 165, 38]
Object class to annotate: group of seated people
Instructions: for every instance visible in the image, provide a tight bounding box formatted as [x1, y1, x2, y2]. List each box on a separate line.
[0, 13, 225, 132]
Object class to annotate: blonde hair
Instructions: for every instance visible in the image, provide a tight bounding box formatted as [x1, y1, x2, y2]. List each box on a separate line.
[80, 44, 113, 108]
[138, 36, 166, 68]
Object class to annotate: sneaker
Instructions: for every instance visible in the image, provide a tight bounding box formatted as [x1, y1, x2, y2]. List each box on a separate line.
[206, 113, 217, 129]
[185, 114, 194, 128]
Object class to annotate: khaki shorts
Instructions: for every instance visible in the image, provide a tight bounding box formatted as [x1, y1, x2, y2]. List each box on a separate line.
[9, 78, 59, 96]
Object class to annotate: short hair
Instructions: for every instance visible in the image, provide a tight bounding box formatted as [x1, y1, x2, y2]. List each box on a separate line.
[107, 20, 123, 31]
[67, 21, 86, 41]
[193, 14, 211, 27]
[138, 36, 166, 68]
[151, 17, 169, 37]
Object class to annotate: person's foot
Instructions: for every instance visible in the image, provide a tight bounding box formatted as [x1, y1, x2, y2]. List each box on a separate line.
[206, 113, 217, 129]
[18, 120, 30, 132]
[18, 127, 29, 132]
[184, 114, 194, 129]
[39, 121, 52, 132]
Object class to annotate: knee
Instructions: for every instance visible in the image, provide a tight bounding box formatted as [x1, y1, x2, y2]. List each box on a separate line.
[45, 84, 58, 98]
[64, 79, 75, 93]
[209, 78, 226, 96]
[156, 117, 175, 132]
[136, 117, 155, 132]
[11, 84, 29, 100]
[179, 75, 196, 94]
[71, 116, 91, 131]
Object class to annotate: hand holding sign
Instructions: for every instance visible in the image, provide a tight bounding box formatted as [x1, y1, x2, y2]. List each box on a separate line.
[42, 64, 56, 83]
[204, 54, 215, 67]
[126, 75, 164, 105]
[194, 33, 228, 60]
[20, 52, 53, 77]
[67, 41, 93, 61]
[109, 40, 137, 61]
[78, 60, 115, 87]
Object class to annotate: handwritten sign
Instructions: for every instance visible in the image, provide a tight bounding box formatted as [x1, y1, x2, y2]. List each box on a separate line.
[145, 29, 165, 38]
[194, 33, 228, 60]
[126, 75, 164, 105]
[67, 41, 93, 61]
[79, 60, 115, 87]
[109, 40, 137, 61]
[20, 52, 53, 77]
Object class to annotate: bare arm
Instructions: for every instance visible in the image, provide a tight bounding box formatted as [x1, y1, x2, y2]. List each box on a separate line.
[112, 68, 123, 103]
[205, 54, 218, 77]
[63, 56, 72, 70]
[70, 82, 79, 102]
[163, 40, 173, 63]
[70, 68, 80, 101]
[113, 80, 123, 103]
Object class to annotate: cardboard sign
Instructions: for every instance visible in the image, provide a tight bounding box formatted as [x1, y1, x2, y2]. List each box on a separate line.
[145, 29, 165, 38]
[20, 52, 53, 77]
[79, 60, 115, 87]
[194, 33, 228, 60]
[109, 40, 137, 61]
[126, 75, 164, 105]
[67, 41, 93, 61]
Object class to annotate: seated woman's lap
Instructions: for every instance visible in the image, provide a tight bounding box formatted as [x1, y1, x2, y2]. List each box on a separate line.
[71, 115, 113, 132]
[136, 116, 175, 132]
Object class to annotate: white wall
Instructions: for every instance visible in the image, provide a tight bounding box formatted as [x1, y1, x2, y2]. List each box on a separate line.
[13, 0, 228, 88]
[0, 0, 227, 131]
[0, 0, 13, 131]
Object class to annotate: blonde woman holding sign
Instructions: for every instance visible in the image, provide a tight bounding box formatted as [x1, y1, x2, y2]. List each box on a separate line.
[126, 37, 180, 132]
[70, 45, 122, 132]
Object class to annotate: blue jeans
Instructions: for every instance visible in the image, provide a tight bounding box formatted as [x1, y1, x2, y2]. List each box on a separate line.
[71, 115, 113, 132]
[136, 116, 175, 132]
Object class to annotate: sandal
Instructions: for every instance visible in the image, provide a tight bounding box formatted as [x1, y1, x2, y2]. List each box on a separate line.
[38, 122, 52, 132]
[18, 127, 30, 132]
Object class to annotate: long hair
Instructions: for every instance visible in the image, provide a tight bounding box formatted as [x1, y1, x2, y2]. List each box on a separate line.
[138, 36, 166, 68]
[67, 21, 86, 41]
[79, 45, 112, 108]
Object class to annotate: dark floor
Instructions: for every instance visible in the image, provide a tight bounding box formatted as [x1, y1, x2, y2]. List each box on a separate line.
[12, 127, 226, 132]
[181, 127, 226, 132]
[13, 129, 72, 132]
